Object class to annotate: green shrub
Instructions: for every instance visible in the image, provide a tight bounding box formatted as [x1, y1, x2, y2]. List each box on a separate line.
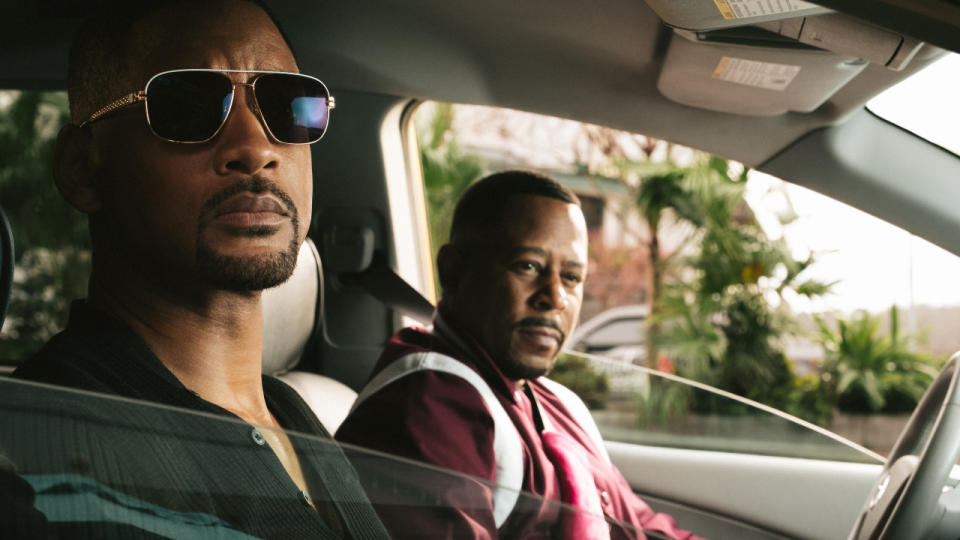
[636, 376, 693, 428]
[549, 354, 610, 410]
[785, 373, 834, 427]
[817, 306, 942, 414]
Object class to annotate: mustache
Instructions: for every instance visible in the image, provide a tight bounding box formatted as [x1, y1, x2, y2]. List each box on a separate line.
[513, 317, 565, 343]
[198, 176, 299, 228]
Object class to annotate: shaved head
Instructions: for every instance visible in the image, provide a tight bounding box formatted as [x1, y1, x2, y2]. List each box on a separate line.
[449, 170, 581, 251]
[67, 0, 294, 123]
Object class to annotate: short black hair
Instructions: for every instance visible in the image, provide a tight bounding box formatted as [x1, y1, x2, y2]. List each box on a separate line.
[67, 0, 295, 123]
[449, 169, 581, 249]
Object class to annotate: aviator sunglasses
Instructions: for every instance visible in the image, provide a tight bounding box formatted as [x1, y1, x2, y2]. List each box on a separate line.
[79, 69, 335, 144]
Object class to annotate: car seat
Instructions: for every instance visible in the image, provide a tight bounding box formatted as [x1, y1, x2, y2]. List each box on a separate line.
[261, 237, 358, 434]
[0, 205, 13, 333]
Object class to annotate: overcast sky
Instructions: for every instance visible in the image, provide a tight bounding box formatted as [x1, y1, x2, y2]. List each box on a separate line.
[748, 52, 960, 314]
[746, 172, 960, 314]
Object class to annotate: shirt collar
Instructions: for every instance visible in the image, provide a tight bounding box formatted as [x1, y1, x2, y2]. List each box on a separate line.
[64, 300, 196, 389]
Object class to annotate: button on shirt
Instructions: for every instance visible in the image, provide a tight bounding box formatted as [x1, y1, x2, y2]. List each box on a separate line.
[252, 428, 267, 446]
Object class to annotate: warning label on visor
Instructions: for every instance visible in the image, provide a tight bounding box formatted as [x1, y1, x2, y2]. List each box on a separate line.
[713, 0, 819, 20]
[711, 56, 801, 91]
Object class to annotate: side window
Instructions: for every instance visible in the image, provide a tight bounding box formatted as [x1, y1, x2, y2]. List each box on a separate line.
[413, 101, 960, 462]
[0, 90, 89, 368]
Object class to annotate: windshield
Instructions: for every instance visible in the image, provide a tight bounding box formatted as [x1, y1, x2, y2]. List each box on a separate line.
[0, 377, 638, 538]
[867, 52, 960, 156]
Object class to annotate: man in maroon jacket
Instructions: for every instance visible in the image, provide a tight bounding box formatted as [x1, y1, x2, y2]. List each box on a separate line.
[338, 170, 700, 539]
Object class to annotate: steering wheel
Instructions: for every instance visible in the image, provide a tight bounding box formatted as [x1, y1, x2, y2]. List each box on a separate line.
[849, 354, 960, 540]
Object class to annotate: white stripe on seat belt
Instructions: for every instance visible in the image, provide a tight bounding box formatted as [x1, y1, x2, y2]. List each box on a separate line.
[352, 352, 524, 528]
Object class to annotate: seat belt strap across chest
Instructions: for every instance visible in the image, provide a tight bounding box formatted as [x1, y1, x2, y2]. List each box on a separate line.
[351, 352, 524, 528]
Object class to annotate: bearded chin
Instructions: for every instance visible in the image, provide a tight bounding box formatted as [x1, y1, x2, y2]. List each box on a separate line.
[195, 230, 301, 292]
[499, 349, 556, 381]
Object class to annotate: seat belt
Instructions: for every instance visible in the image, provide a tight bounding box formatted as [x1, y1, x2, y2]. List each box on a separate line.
[317, 215, 436, 324]
[351, 351, 524, 528]
[346, 253, 436, 324]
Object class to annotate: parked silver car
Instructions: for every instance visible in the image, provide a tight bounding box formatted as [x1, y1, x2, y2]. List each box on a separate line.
[568, 305, 649, 365]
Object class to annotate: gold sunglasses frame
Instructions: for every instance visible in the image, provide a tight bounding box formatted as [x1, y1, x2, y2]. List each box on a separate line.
[78, 69, 336, 145]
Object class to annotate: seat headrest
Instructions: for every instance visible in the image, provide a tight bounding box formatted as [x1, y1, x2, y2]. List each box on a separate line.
[262, 238, 322, 375]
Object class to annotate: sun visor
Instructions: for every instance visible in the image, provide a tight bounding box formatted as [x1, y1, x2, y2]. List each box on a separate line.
[657, 29, 866, 116]
[755, 14, 923, 71]
[643, 0, 831, 31]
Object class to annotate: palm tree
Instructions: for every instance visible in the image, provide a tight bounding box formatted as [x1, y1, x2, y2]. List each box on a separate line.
[635, 168, 693, 368]
[609, 149, 707, 368]
[645, 156, 835, 415]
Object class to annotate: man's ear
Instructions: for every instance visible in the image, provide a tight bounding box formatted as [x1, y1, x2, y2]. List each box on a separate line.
[53, 124, 102, 213]
[437, 244, 463, 294]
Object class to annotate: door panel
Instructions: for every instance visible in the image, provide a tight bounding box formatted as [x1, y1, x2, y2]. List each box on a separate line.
[608, 441, 880, 539]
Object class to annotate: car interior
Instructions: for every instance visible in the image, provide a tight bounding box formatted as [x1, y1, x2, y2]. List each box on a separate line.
[3, 0, 960, 538]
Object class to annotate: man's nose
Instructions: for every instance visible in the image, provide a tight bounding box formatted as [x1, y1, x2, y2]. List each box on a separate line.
[213, 86, 280, 175]
[530, 272, 569, 312]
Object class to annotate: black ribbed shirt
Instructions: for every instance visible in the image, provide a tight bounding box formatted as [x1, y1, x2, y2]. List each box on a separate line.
[8, 301, 388, 539]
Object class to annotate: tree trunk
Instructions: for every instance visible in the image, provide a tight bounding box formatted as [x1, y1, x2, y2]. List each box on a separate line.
[645, 231, 660, 367]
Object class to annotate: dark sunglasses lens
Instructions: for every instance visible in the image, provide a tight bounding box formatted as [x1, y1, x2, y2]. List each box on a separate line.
[147, 71, 233, 142]
[255, 74, 329, 143]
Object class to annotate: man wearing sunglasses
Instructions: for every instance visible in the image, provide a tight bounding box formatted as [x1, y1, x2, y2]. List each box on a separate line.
[11, 1, 387, 538]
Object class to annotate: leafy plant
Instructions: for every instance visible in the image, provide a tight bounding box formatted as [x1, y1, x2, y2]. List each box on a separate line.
[549, 353, 611, 410]
[817, 306, 942, 414]
[785, 373, 834, 427]
[639, 155, 832, 417]
[636, 376, 693, 428]
[416, 103, 485, 295]
[2, 248, 90, 362]
[0, 90, 90, 363]
[711, 291, 795, 411]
